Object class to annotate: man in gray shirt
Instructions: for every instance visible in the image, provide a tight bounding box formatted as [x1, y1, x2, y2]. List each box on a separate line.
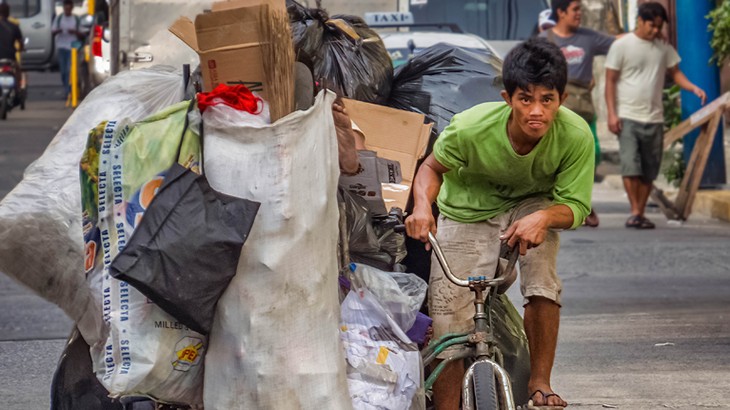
[540, 0, 614, 88]
[540, 0, 614, 227]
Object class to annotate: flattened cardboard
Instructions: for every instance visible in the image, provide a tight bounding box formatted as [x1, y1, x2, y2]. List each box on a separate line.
[212, 0, 286, 12]
[343, 98, 432, 211]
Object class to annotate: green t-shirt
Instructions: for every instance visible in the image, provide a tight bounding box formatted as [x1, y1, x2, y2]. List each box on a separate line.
[433, 102, 594, 229]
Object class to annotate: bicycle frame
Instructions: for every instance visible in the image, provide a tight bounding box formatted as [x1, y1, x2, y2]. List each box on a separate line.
[421, 231, 519, 410]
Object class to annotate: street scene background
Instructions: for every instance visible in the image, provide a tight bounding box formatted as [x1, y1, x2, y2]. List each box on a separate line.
[3, 0, 730, 408]
[1, 72, 729, 409]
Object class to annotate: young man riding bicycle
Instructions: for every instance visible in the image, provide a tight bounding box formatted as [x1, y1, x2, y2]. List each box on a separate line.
[405, 38, 594, 409]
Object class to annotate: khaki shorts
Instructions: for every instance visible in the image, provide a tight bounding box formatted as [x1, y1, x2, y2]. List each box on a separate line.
[619, 118, 664, 183]
[429, 197, 561, 346]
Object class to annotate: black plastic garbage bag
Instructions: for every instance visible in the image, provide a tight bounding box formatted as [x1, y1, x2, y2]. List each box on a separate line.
[340, 188, 406, 271]
[286, 0, 393, 104]
[372, 208, 407, 267]
[110, 162, 261, 335]
[51, 327, 123, 410]
[387, 43, 504, 134]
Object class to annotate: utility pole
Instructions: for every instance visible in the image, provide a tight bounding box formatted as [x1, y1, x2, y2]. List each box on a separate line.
[110, 0, 119, 75]
[676, 0, 726, 186]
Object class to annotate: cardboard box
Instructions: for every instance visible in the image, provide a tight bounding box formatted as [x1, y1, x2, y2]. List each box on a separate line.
[169, 0, 293, 121]
[342, 99, 433, 212]
[211, 0, 285, 12]
[340, 151, 402, 215]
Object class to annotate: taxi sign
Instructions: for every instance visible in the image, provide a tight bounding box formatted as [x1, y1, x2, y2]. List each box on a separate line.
[364, 11, 414, 27]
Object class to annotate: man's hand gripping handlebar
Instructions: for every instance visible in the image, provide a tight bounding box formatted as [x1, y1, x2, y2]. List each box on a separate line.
[393, 224, 519, 291]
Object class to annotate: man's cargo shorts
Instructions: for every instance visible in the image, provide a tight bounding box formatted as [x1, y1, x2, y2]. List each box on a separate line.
[429, 197, 561, 354]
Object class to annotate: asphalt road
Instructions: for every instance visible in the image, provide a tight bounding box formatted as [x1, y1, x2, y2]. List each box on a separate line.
[1, 72, 729, 409]
[0, 71, 74, 409]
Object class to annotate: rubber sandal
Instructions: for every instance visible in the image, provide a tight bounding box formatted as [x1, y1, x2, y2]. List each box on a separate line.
[625, 215, 641, 228]
[584, 209, 599, 227]
[635, 216, 655, 229]
[521, 390, 567, 410]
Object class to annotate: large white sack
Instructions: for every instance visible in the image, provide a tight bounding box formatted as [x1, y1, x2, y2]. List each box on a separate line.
[0, 67, 185, 344]
[202, 91, 353, 409]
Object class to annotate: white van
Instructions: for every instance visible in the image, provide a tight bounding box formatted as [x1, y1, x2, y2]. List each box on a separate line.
[8, 0, 55, 69]
[108, 0, 213, 74]
[84, 0, 212, 90]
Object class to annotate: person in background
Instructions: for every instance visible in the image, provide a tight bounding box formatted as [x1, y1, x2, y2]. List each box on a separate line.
[405, 38, 594, 409]
[538, 8, 556, 33]
[52, 0, 80, 99]
[540, 0, 615, 228]
[605, 1, 705, 229]
[0, 2, 24, 95]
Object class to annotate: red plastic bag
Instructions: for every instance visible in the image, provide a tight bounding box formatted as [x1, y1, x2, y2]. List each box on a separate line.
[197, 84, 263, 114]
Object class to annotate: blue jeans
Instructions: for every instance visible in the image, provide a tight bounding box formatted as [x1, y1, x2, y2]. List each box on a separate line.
[57, 48, 71, 95]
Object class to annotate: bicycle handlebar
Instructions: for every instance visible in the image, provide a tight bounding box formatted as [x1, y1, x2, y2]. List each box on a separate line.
[393, 224, 519, 289]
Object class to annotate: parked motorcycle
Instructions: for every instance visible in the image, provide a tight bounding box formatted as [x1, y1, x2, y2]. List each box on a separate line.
[0, 58, 27, 120]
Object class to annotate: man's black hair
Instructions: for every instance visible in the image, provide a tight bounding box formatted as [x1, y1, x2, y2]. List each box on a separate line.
[637, 2, 668, 23]
[551, 0, 578, 22]
[0, 3, 9, 19]
[503, 37, 568, 97]
[63, 0, 74, 6]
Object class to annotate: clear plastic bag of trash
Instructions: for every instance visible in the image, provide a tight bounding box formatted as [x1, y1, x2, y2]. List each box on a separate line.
[340, 286, 424, 410]
[350, 263, 427, 332]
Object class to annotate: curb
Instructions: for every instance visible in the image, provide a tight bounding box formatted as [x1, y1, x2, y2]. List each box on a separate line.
[602, 175, 730, 222]
[692, 190, 730, 222]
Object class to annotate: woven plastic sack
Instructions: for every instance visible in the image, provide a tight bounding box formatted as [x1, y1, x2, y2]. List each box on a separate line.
[201, 91, 352, 409]
[80, 101, 205, 405]
[0, 67, 186, 345]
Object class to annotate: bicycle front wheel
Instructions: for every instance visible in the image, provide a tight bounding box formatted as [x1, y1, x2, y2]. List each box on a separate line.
[473, 361, 498, 410]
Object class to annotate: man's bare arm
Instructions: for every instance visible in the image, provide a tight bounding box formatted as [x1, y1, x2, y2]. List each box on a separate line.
[605, 68, 621, 134]
[405, 153, 450, 248]
[668, 66, 707, 105]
